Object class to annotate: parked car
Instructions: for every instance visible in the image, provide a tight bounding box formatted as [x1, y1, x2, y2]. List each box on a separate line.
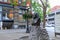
[13, 25, 18, 29]
[45, 23, 53, 27]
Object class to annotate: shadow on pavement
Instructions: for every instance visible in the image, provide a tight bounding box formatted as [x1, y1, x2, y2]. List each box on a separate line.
[14, 36, 29, 40]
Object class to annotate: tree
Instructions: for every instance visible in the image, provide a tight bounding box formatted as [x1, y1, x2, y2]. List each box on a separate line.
[32, 0, 50, 28]
[21, 0, 26, 6]
[31, 0, 50, 40]
[39, 0, 50, 28]
[10, 0, 18, 6]
[32, 1, 43, 21]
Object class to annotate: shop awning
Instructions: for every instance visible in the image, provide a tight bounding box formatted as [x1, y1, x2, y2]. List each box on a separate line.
[0, 4, 13, 8]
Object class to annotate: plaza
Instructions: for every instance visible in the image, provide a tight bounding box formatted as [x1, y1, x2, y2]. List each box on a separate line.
[0, 27, 59, 40]
[0, 0, 60, 40]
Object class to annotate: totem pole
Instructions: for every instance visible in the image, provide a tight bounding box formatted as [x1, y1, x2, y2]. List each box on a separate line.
[29, 13, 41, 40]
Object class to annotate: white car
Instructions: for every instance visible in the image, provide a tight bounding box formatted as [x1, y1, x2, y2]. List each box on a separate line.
[13, 25, 18, 29]
[45, 23, 53, 27]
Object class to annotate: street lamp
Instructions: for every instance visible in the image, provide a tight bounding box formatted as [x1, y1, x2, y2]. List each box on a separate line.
[19, 6, 30, 33]
[26, 6, 30, 33]
[25, 3, 31, 33]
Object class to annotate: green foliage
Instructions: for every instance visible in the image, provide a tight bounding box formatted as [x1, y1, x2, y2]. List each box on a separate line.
[21, 0, 26, 6]
[32, 1, 43, 20]
[10, 0, 13, 3]
[23, 13, 33, 19]
[32, 0, 50, 20]
[10, 0, 18, 6]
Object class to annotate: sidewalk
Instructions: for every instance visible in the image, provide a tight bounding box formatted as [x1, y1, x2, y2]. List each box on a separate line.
[0, 29, 29, 40]
[0, 27, 60, 40]
[0, 32, 29, 40]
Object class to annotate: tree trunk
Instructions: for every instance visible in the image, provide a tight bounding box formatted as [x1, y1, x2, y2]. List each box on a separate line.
[39, 7, 50, 40]
[43, 7, 46, 28]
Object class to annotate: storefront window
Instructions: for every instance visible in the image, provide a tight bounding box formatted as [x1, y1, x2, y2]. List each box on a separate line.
[2, 7, 13, 20]
[0, 13, 2, 21]
[0, 6, 2, 11]
[19, 0, 22, 3]
[3, 0, 8, 2]
[0, 6, 2, 21]
[18, 9, 26, 22]
[19, 9, 22, 14]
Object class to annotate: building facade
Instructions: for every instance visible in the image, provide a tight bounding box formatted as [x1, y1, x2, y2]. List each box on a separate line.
[47, 6, 60, 27]
[0, 0, 31, 29]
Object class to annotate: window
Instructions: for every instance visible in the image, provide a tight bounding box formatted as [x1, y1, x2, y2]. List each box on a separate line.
[0, 6, 2, 21]
[7, 0, 10, 3]
[0, 6, 2, 11]
[19, 9, 22, 14]
[48, 13, 55, 17]
[0, 13, 2, 21]
[19, 0, 22, 3]
[56, 12, 60, 14]
[0, 0, 2, 1]
[2, 7, 13, 20]
[18, 9, 26, 22]
[3, 0, 8, 2]
[48, 18, 54, 21]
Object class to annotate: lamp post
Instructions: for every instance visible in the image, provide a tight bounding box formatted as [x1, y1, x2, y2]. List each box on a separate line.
[25, 0, 31, 33]
[19, 6, 30, 33]
[26, 6, 30, 33]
